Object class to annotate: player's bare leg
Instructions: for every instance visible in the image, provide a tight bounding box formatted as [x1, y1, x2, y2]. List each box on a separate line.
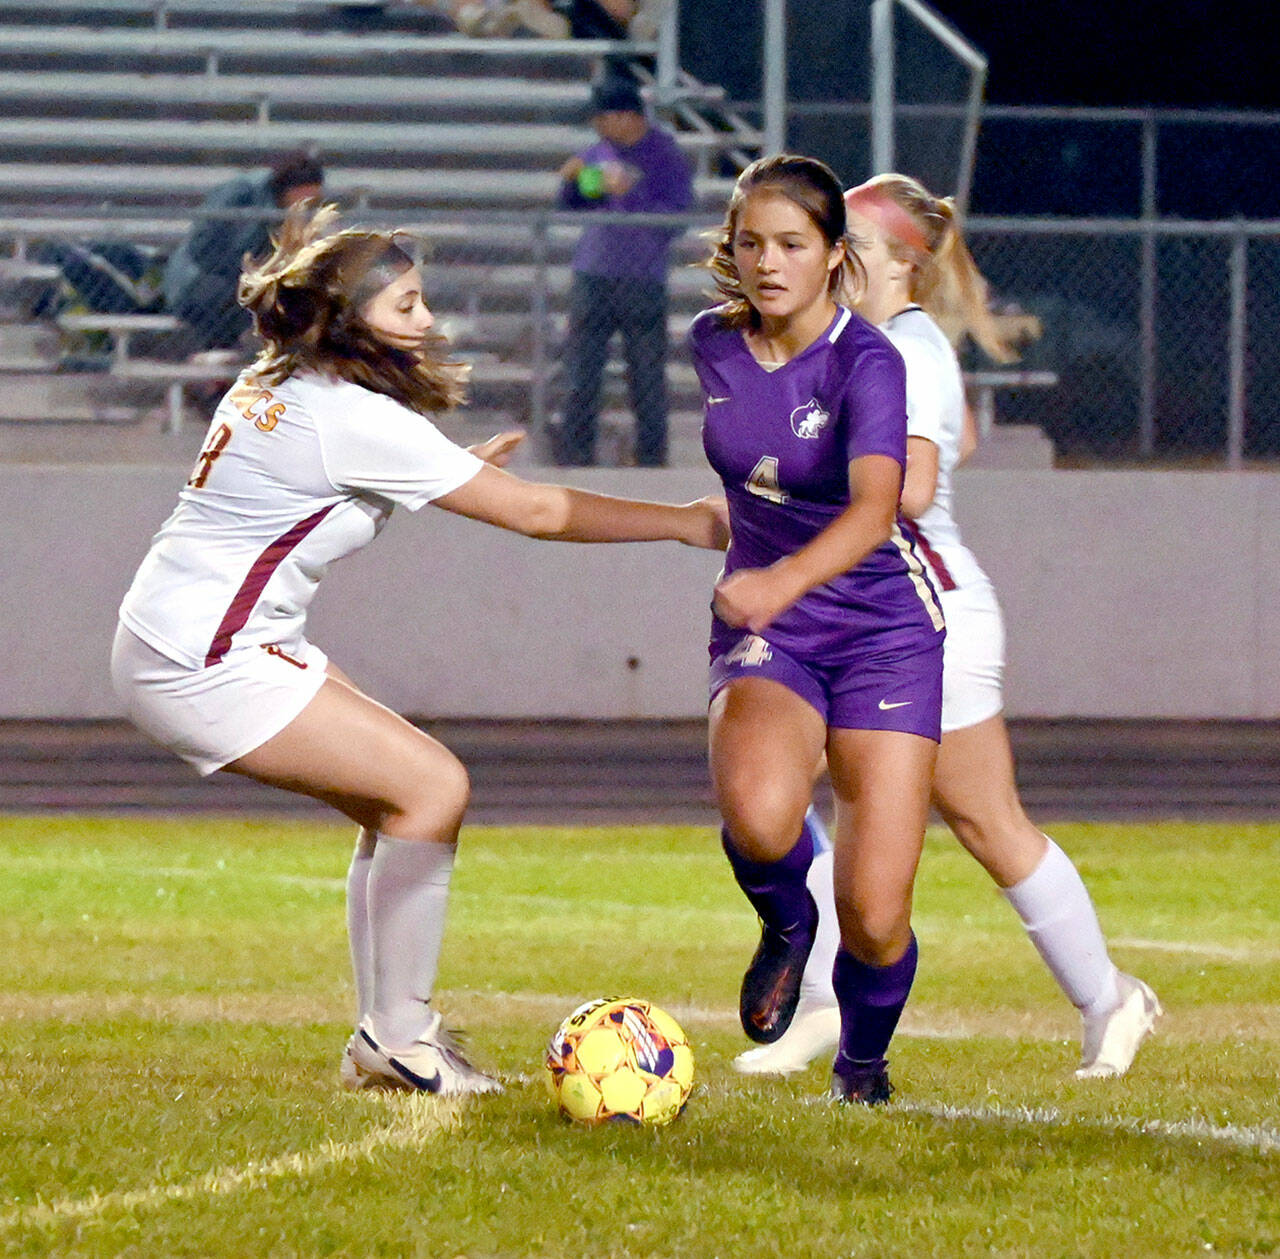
[930, 711, 1043, 886]
[225, 672, 468, 841]
[933, 712, 1160, 1077]
[225, 676, 501, 1094]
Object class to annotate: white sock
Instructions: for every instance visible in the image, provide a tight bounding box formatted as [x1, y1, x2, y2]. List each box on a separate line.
[345, 828, 378, 1023]
[800, 844, 839, 1006]
[366, 834, 456, 1049]
[1002, 837, 1120, 1017]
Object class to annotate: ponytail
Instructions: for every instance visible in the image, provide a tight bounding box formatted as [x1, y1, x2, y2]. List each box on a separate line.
[846, 175, 1039, 363]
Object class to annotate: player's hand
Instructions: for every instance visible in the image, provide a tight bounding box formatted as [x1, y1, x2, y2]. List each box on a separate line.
[467, 430, 525, 467]
[712, 565, 801, 632]
[681, 496, 731, 550]
[559, 156, 585, 182]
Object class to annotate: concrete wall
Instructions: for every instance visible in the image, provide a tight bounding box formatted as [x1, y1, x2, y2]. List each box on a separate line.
[3, 462, 1277, 719]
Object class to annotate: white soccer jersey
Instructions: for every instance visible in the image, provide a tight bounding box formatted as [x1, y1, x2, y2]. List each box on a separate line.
[118, 370, 483, 669]
[881, 306, 989, 593]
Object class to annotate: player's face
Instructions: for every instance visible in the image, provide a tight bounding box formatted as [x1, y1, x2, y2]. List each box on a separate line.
[846, 208, 913, 312]
[360, 266, 435, 352]
[731, 190, 844, 324]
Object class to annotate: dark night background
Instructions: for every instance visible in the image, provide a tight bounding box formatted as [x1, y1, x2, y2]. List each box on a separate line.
[677, 2, 1280, 456]
[929, 4, 1277, 110]
[679, 2, 1280, 219]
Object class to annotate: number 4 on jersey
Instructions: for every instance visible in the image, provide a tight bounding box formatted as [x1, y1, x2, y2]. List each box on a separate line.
[746, 455, 789, 504]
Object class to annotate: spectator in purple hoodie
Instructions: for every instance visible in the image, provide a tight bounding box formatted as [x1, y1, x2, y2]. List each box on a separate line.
[555, 76, 694, 466]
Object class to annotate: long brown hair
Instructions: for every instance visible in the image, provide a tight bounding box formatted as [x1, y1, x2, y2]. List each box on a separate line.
[704, 154, 865, 330]
[237, 204, 467, 414]
[845, 173, 1039, 363]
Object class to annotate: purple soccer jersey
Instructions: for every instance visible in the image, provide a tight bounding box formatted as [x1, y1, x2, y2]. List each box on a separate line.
[692, 305, 945, 670]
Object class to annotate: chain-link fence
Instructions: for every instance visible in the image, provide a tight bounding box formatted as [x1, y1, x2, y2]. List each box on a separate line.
[4, 208, 1279, 466]
[965, 220, 1280, 465]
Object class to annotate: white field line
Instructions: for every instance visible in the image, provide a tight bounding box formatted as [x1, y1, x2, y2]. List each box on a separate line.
[892, 1099, 1280, 1156]
[21, 854, 1280, 962]
[7, 983, 1280, 1043]
[0, 1096, 460, 1235]
[453, 990, 1064, 1043]
[7, 1092, 1275, 1237]
[1110, 936, 1280, 962]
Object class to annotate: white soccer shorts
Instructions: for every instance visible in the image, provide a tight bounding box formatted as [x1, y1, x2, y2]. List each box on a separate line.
[938, 580, 1006, 735]
[110, 623, 329, 776]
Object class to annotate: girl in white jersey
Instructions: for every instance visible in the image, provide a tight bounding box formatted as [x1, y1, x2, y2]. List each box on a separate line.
[733, 173, 1161, 1081]
[111, 206, 727, 1097]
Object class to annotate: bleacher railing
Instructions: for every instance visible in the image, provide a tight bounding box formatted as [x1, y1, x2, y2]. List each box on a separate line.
[4, 207, 1280, 467]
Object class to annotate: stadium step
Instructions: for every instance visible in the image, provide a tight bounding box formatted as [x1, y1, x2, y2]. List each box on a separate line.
[0, 3, 755, 459]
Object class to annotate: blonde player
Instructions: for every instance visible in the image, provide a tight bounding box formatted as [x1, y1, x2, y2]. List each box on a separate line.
[111, 205, 727, 1097]
[734, 174, 1161, 1081]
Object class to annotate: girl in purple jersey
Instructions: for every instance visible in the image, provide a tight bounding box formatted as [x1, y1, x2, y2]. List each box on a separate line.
[692, 155, 946, 1104]
[733, 173, 1160, 1081]
[111, 206, 728, 1098]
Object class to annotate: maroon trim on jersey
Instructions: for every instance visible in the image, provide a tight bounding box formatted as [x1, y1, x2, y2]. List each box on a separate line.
[904, 519, 957, 592]
[203, 504, 337, 667]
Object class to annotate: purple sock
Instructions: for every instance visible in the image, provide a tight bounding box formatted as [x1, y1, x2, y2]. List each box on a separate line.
[832, 934, 918, 1070]
[721, 818, 816, 937]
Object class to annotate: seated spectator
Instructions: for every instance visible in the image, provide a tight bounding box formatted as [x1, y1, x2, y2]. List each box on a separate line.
[559, 0, 634, 39]
[448, 0, 646, 40]
[32, 239, 164, 318]
[626, 0, 669, 39]
[447, 0, 567, 36]
[163, 153, 323, 355]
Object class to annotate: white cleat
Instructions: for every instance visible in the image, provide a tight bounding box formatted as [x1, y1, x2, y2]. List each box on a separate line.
[1076, 973, 1163, 1079]
[341, 1016, 504, 1097]
[732, 1000, 841, 1076]
[339, 1032, 370, 1091]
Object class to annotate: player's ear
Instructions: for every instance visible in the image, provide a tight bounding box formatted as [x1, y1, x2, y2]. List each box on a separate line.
[827, 239, 849, 293]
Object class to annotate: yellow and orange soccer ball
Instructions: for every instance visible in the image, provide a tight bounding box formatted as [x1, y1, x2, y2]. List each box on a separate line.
[545, 997, 694, 1126]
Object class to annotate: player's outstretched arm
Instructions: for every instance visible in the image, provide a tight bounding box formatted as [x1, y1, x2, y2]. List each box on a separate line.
[433, 463, 729, 550]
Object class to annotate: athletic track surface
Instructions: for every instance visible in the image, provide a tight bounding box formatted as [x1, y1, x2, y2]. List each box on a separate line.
[2, 719, 1277, 823]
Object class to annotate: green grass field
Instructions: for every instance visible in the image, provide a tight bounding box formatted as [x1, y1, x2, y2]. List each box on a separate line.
[2, 815, 1278, 1258]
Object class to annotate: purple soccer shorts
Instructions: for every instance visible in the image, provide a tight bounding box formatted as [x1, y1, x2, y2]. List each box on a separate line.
[709, 630, 943, 740]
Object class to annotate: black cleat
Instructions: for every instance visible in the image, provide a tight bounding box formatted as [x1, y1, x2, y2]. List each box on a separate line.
[830, 1060, 894, 1107]
[739, 893, 818, 1044]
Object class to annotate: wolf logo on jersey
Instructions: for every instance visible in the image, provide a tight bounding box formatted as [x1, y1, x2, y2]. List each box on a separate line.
[725, 634, 774, 668]
[790, 398, 830, 439]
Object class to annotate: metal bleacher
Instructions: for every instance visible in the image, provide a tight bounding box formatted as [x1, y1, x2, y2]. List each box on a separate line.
[0, 0, 756, 462]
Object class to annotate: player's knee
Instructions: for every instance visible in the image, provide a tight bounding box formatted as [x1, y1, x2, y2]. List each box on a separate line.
[429, 755, 472, 828]
[718, 782, 808, 860]
[943, 805, 983, 854]
[836, 892, 910, 964]
[385, 753, 470, 841]
[945, 798, 1030, 872]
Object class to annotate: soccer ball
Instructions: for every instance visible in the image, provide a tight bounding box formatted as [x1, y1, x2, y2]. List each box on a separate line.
[545, 996, 694, 1126]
